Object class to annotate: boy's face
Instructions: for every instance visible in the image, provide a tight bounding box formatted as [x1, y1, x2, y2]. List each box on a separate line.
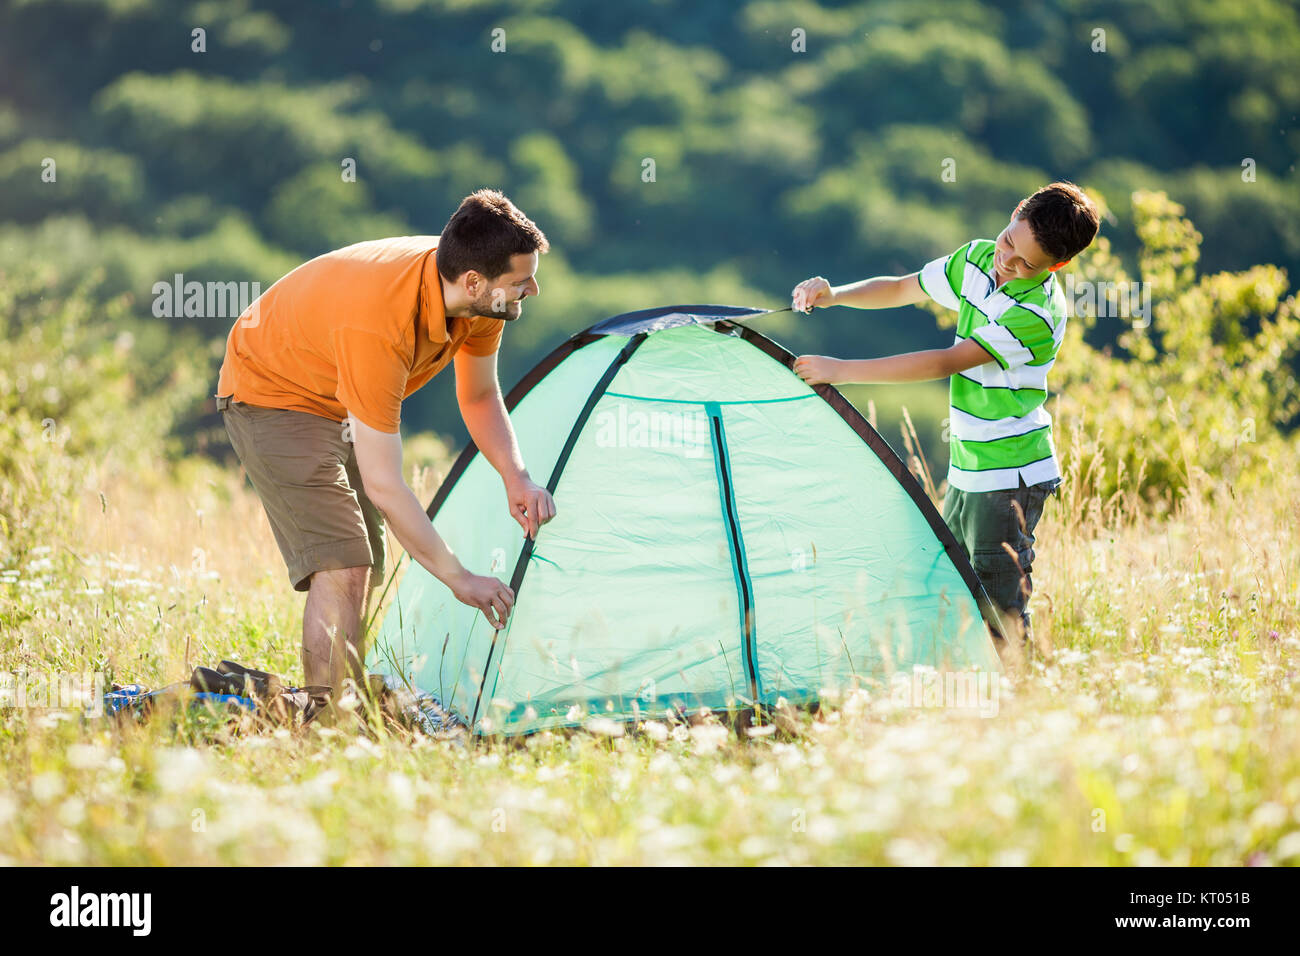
[993, 212, 1059, 285]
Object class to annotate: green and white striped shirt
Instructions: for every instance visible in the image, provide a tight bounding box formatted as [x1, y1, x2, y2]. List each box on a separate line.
[919, 238, 1067, 493]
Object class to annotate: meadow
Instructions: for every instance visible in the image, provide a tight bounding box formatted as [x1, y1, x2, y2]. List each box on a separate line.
[1, 421, 1296, 867]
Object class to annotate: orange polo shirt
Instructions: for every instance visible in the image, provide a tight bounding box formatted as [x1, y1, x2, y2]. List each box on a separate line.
[216, 236, 504, 433]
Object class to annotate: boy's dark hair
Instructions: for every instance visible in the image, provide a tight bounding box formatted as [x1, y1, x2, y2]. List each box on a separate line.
[437, 189, 549, 281]
[1017, 181, 1100, 264]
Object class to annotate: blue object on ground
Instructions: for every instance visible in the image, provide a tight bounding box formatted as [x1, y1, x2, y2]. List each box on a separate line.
[102, 684, 148, 716]
[191, 692, 257, 713]
[102, 685, 257, 717]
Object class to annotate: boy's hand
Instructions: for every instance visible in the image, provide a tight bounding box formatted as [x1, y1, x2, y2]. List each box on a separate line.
[791, 276, 834, 313]
[793, 354, 843, 386]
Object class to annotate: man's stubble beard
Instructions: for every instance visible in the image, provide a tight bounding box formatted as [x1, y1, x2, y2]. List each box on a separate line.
[469, 290, 523, 321]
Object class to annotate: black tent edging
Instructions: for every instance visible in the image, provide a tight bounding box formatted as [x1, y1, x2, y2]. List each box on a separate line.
[423, 329, 606, 522]
[468, 333, 648, 729]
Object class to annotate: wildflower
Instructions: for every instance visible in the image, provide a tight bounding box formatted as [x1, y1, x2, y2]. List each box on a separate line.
[1249, 802, 1287, 830]
[31, 772, 65, 804]
[690, 723, 729, 755]
[1274, 831, 1300, 860]
[66, 744, 109, 771]
[422, 811, 480, 858]
[154, 749, 207, 794]
[343, 738, 381, 761]
[386, 772, 415, 812]
[584, 717, 623, 738]
[57, 797, 86, 827]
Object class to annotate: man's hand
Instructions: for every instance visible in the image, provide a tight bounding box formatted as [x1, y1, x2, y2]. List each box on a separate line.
[351, 413, 515, 632]
[792, 276, 834, 313]
[793, 354, 844, 386]
[505, 473, 556, 539]
[455, 352, 557, 540]
[448, 569, 515, 630]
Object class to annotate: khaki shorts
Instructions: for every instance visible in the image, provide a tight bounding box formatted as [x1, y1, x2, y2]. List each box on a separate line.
[219, 397, 386, 592]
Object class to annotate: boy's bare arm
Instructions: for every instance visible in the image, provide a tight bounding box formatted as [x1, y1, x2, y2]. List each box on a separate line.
[791, 272, 928, 312]
[794, 338, 994, 386]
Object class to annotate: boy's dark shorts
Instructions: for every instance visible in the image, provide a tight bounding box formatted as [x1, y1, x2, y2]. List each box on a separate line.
[942, 477, 1061, 620]
[219, 397, 386, 592]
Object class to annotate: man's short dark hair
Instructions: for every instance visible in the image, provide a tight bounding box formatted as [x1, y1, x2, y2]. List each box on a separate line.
[436, 189, 549, 281]
[1018, 181, 1100, 264]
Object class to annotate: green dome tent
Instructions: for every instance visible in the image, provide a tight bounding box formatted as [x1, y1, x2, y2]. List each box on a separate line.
[369, 306, 1000, 734]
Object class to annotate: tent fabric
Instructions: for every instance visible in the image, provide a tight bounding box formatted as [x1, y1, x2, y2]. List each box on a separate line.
[369, 306, 1000, 735]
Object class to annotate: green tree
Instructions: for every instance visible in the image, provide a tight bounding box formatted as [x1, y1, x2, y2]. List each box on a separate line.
[1054, 191, 1300, 504]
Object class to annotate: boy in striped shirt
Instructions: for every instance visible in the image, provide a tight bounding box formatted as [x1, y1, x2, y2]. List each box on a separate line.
[790, 182, 1100, 648]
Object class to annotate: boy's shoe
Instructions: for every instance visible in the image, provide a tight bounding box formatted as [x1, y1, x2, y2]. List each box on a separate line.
[990, 634, 1022, 669]
[987, 613, 1029, 668]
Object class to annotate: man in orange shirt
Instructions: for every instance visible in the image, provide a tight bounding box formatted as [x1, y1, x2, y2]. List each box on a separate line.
[216, 190, 554, 702]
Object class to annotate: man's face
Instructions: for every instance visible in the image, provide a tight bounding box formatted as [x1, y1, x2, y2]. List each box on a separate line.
[467, 252, 540, 321]
[993, 213, 1058, 285]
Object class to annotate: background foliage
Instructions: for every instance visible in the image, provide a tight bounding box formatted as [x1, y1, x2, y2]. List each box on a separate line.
[0, 0, 1297, 494]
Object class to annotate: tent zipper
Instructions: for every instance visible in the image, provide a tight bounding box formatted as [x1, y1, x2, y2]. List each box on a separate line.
[705, 403, 761, 709]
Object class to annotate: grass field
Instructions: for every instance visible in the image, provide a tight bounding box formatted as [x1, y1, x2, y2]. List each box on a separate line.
[1, 433, 1298, 866]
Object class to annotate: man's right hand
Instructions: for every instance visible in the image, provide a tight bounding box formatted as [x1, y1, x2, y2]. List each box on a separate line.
[791, 276, 834, 313]
[448, 569, 515, 630]
[352, 413, 517, 632]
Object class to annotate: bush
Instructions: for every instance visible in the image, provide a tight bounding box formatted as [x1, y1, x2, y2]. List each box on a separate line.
[1053, 191, 1300, 508]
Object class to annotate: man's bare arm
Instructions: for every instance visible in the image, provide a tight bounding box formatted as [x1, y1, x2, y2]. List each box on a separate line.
[351, 416, 514, 629]
[454, 350, 556, 539]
